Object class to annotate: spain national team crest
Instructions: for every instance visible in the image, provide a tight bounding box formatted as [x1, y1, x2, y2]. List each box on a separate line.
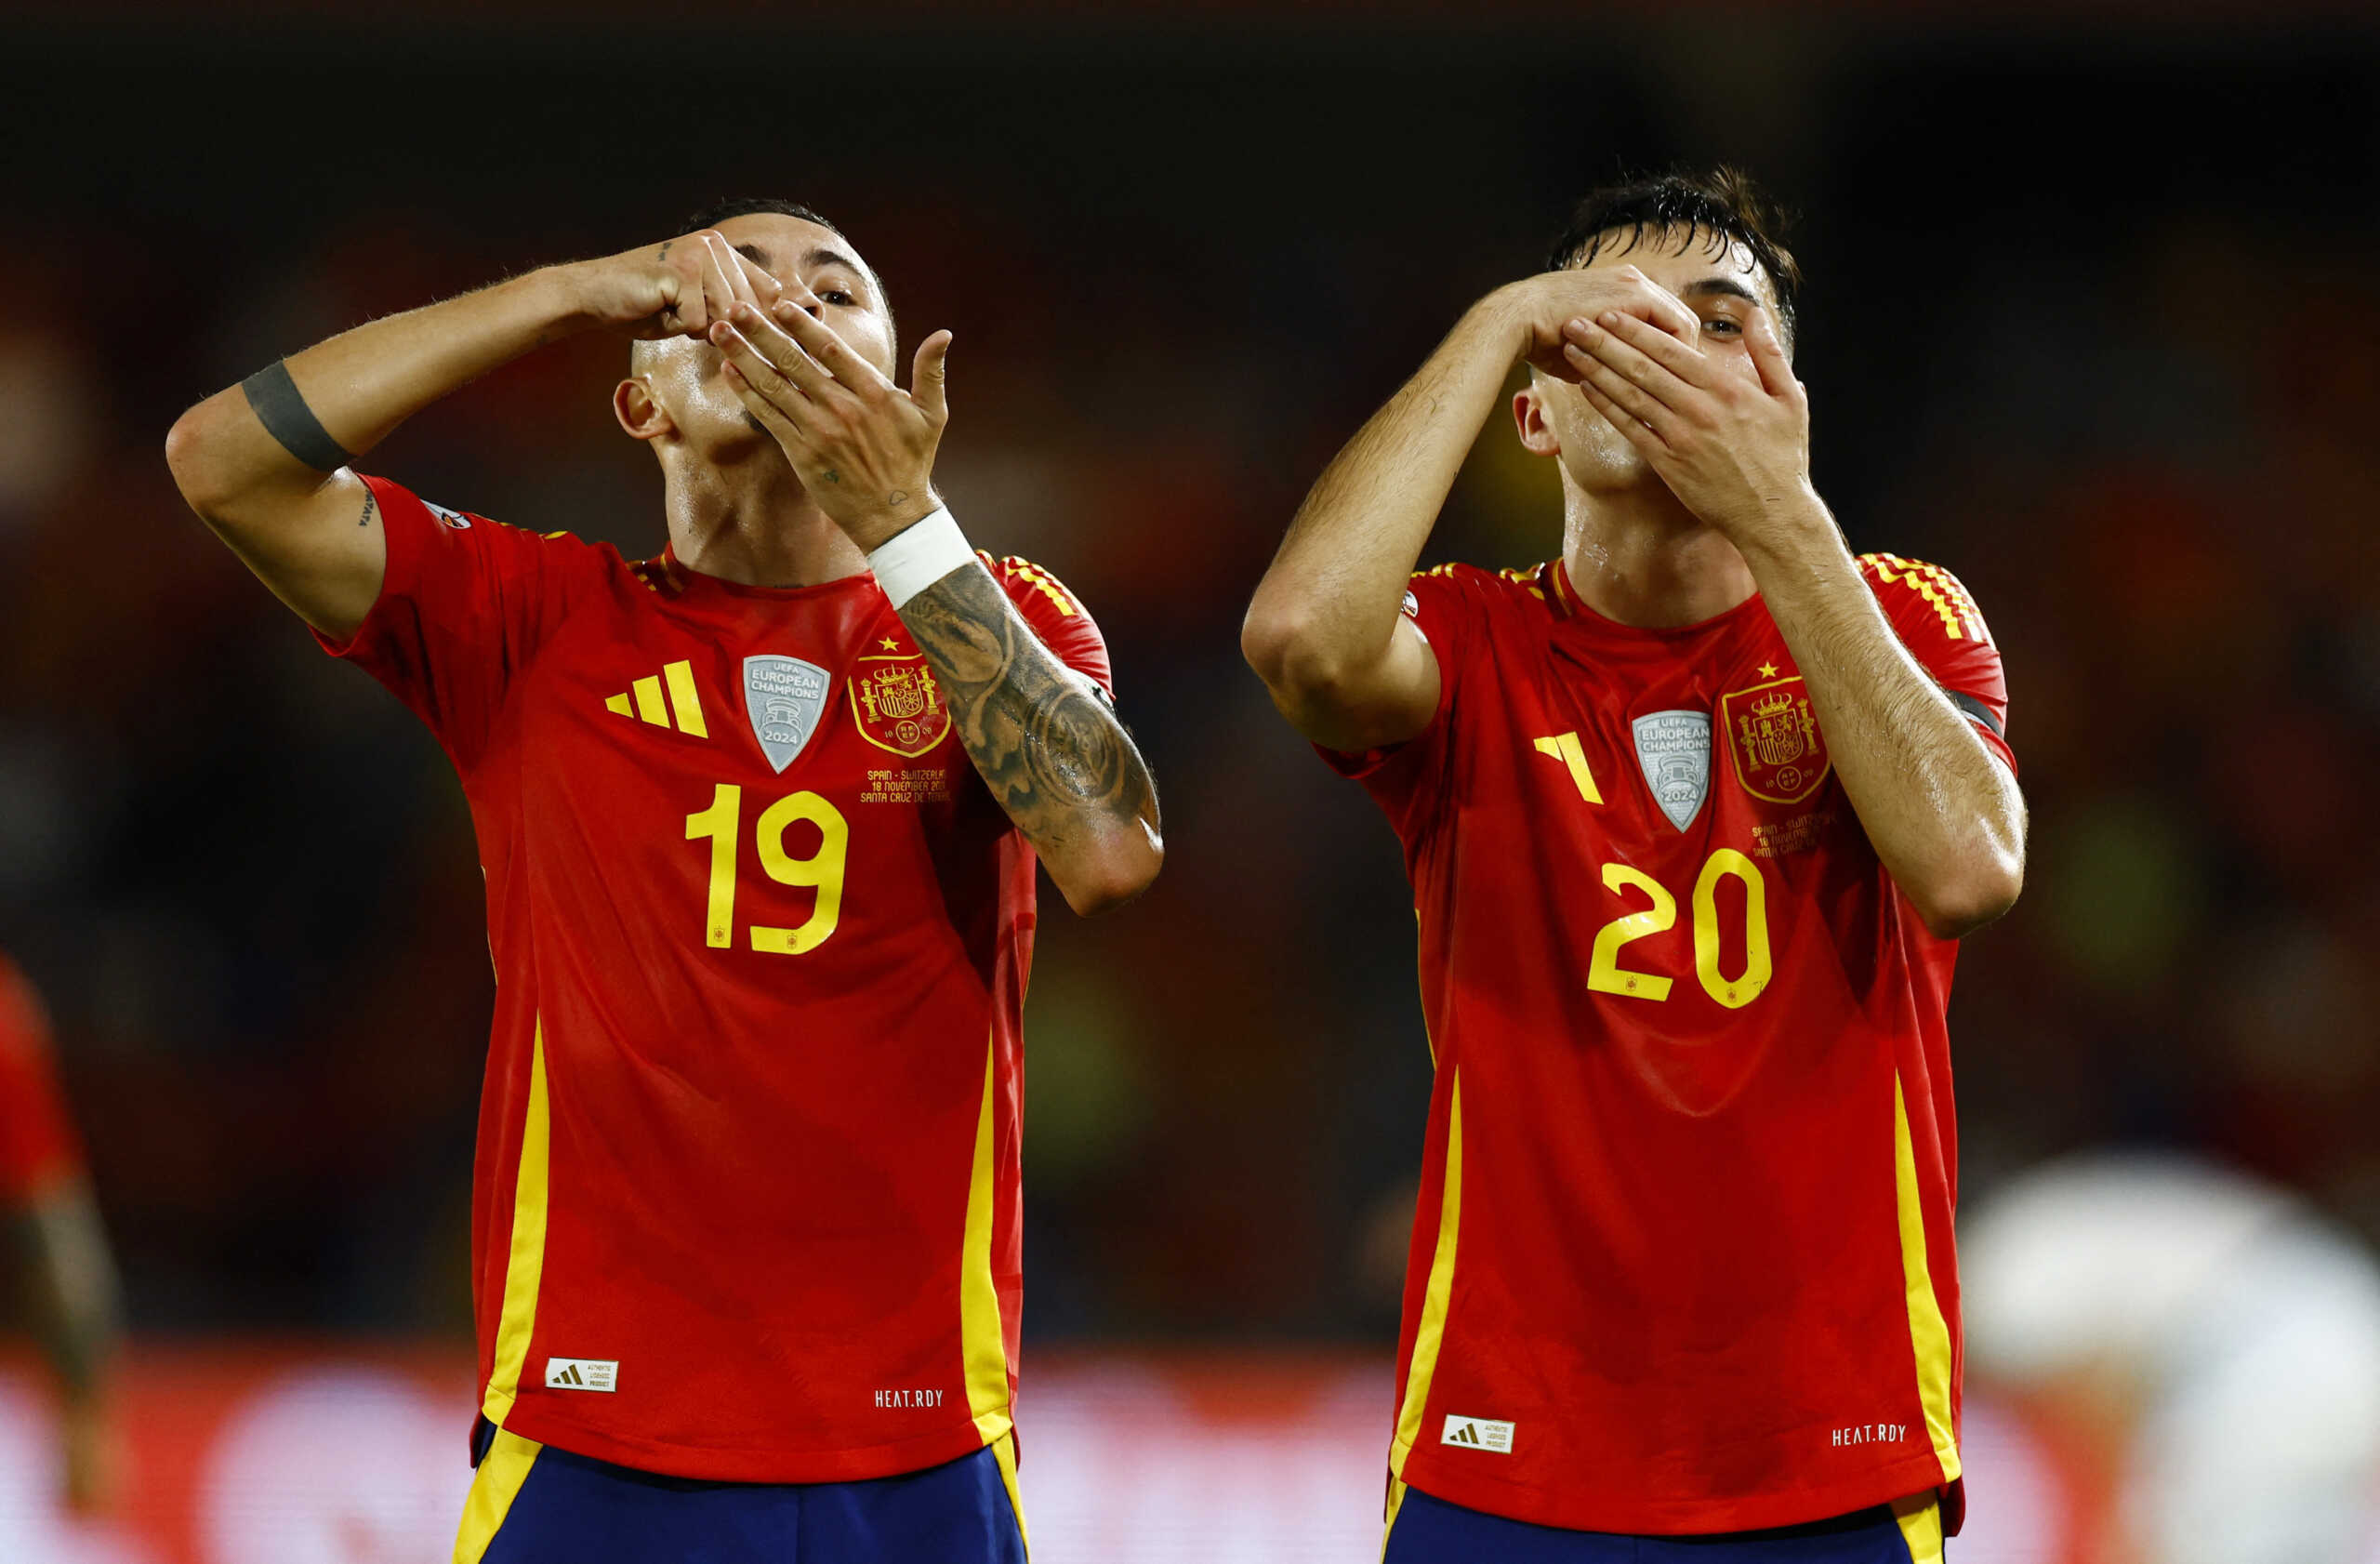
[744, 655, 832, 773]
[849, 654, 952, 757]
[1722, 675, 1832, 804]
[1633, 709, 1713, 830]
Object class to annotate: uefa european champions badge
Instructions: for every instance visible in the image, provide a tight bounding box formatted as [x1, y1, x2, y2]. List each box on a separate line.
[1632, 709, 1713, 830]
[743, 656, 831, 774]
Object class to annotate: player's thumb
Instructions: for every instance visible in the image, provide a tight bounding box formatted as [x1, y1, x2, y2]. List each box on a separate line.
[912, 330, 953, 421]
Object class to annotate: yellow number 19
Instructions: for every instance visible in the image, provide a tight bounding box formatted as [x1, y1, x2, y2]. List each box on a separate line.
[683, 784, 850, 955]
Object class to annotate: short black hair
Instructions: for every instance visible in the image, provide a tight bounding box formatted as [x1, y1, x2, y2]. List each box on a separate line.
[1546, 166, 1801, 345]
[678, 195, 841, 239]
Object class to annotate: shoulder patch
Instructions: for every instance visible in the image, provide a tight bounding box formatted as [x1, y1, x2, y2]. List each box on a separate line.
[1859, 552, 1989, 643]
[993, 554, 1080, 619]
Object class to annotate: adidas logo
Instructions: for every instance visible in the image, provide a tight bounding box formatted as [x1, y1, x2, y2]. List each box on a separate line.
[605, 661, 707, 737]
[544, 1357, 618, 1393]
[1440, 1414, 1514, 1453]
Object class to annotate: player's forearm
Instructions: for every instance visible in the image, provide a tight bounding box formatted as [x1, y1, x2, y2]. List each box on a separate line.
[165, 265, 588, 515]
[896, 563, 1163, 916]
[8, 1188, 119, 1400]
[1242, 300, 1518, 700]
[1739, 505, 2026, 938]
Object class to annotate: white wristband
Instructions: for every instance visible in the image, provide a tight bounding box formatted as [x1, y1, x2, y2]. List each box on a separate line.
[866, 507, 975, 610]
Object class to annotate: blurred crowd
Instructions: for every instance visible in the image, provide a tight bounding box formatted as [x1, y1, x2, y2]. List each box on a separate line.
[0, 17, 2374, 1345]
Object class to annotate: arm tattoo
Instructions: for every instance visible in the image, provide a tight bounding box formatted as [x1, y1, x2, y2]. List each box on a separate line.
[898, 563, 1159, 852]
[358, 488, 378, 528]
[239, 359, 354, 472]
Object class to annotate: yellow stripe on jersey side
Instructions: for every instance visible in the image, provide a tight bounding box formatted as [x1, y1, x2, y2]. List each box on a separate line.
[1893, 1495, 1945, 1564]
[961, 1037, 1015, 1447]
[481, 1027, 551, 1428]
[451, 1427, 542, 1564]
[1892, 1073, 1962, 1485]
[1391, 1070, 1462, 1479]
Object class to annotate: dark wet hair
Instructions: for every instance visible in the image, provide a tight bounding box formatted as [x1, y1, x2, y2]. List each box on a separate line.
[1546, 166, 1801, 345]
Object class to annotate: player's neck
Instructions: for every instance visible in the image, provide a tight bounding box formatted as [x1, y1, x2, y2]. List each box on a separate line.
[1560, 479, 1757, 630]
[663, 452, 869, 590]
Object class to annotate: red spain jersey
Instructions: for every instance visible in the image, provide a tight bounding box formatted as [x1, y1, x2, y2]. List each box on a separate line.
[321, 476, 1110, 1482]
[1329, 554, 2012, 1536]
[0, 953, 84, 1204]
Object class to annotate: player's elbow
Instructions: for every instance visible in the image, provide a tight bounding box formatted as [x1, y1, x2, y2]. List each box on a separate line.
[165, 397, 254, 521]
[1910, 853, 2024, 941]
[1053, 824, 1164, 918]
[1241, 599, 1358, 713]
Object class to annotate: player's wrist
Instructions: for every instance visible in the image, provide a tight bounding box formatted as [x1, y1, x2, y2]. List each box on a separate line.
[866, 505, 975, 609]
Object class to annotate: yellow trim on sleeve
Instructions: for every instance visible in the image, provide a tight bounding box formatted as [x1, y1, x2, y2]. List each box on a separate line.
[662, 659, 708, 737]
[451, 1426, 541, 1563]
[1390, 1071, 1462, 1478]
[480, 1027, 551, 1428]
[1893, 1074, 1962, 1485]
[961, 1037, 1014, 1447]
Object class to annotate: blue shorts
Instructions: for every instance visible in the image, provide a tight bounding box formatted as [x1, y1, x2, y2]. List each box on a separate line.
[1382, 1482, 1943, 1564]
[453, 1423, 1028, 1564]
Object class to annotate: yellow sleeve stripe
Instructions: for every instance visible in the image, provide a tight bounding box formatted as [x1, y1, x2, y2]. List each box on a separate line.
[998, 557, 1079, 618]
[1860, 553, 1987, 643]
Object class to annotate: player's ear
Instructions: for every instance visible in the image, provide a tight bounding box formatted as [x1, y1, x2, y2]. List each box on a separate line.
[1514, 379, 1562, 458]
[614, 375, 674, 443]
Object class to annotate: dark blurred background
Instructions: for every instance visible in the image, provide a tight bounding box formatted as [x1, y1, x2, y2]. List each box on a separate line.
[3, 4, 2377, 1360]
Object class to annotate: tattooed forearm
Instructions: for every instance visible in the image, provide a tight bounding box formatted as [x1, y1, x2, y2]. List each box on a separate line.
[898, 563, 1160, 858]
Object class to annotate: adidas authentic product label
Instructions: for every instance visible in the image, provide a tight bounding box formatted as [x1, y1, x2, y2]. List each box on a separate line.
[545, 1358, 618, 1393]
[1441, 1414, 1514, 1453]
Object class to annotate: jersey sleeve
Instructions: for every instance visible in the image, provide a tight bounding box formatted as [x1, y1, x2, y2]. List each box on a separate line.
[0, 957, 84, 1205]
[315, 474, 588, 772]
[1312, 563, 1492, 830]
[985, 554, 1114, 696]
[1859, 552, 2016, 775]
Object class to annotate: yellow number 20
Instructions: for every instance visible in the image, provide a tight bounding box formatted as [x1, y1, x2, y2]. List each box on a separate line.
[683, 784, 850, 955]
[1586, 849, 1772, 1009]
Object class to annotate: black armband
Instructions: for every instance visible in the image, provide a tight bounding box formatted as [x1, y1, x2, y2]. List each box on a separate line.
[239, 359, 354, 472]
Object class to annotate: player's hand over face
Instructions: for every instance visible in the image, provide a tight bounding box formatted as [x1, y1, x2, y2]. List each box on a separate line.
[708, 300, 954, 550]
[565, 232, 819, 341]
[1498, 266, 1703, 383]
[1562, 304, 1816, 540]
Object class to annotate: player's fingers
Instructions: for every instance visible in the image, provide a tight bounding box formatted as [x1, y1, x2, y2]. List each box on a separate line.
[1746, 310, 1800, 400]
[770, 301, 893, 399]
[709, 320, 823, 427]
[726, 304, 841, 403]
[1607, 269, 1701, 344]
[1579, 376, 1666, 457]
[721, 359, 816, 454]
[910, 330, 952, 424]
[1565, 345, 1676, 444]
[1564, 327, 1689, 420]
[709, 233, 768, 314]
[1576, 310, 1716, 390]
[697, 236, 745, 335]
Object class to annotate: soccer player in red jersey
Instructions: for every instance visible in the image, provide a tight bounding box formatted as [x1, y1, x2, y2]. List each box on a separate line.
[1244, 169, 2025, 1563]
[0, 952, 121, 1514]
[165, 201, 1162, 1563]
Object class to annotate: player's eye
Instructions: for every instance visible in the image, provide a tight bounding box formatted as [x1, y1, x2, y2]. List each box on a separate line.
[1701, 315, 1743, 337]
[818, 288, 855, 307]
